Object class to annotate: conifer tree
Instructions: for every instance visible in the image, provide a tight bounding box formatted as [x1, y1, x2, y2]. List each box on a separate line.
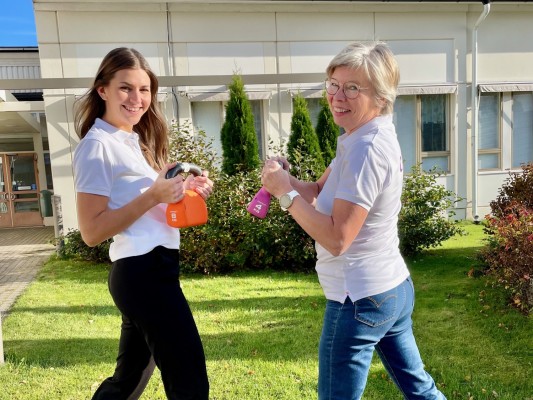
[315, 92, 339, 166]
[220, 75, 260, 175]
[287, 93, 325, 172]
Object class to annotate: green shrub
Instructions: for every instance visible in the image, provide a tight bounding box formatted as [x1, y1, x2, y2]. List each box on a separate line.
[58, 127, 466, 272]
[57, 229, 111, 264]
[170, 121, 321, 273]
[315, 93, 338, 166]
[178, 169, 317, 274]
[398, 164, 464, 256]
[479, 163, 533, 314]
[168, 120, 220, 180]
[287, 94, 325, 172]
[220, 74, 261, 175]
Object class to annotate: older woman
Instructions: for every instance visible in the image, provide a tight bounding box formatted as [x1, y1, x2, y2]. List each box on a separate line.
[262, 42, 446, 399]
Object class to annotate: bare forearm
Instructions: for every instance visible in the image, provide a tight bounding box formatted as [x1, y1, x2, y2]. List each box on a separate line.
[78, 190, 160, 246]
[288, 176, 319, 205]
[285, 196, 341, 254]
[284, 196, 366, 256]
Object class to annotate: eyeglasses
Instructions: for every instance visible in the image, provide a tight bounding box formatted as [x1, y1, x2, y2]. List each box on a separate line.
[325, 79, 367, 99]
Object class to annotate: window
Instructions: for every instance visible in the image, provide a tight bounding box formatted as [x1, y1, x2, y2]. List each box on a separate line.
[393, 94, 450, 173]
[191, 99, 266, 161]
[512, 92, 533, 167]
[305, 98, 322, 128]
[250, 100, 265, 159]
[478, 93, 501, 170]
[477, 91, 533, 170]
[191, 101, 224, 158]
[43, 152, 54, 190]
[421, 95, 449, 171]
[394, 96, 416, 171]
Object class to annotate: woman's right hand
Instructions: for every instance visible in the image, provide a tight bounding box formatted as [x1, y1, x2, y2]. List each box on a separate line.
[150, 163, 186, 204]
[77, 163, 187, 247]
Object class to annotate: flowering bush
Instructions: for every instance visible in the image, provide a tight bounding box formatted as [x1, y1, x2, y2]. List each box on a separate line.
[479, 163, 533, 314]
[489, 163, 533, 219]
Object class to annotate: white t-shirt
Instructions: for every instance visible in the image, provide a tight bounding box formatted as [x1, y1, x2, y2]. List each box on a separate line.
[73, 118, 180, 262]
[315, 114, 410, 303]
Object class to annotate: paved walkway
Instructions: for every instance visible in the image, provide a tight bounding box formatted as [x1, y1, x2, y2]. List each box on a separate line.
[0, 226, 56, 316]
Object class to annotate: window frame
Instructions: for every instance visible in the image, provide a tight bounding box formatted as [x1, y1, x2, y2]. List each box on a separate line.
[510, 91, 533, 169]
[476, 90, 533, 171]
[477, 92, 502, 171]
[395, 93, 452, 174]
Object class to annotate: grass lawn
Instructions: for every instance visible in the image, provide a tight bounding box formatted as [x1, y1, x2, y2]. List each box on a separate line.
[0, 222, 531, 399]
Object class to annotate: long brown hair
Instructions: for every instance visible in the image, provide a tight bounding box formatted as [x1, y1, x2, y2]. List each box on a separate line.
[74, 47, 168, 170]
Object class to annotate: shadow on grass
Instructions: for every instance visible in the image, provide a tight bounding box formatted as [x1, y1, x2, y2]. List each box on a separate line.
[6, 321, 322, 368]
[404, 245, 487, 280]
[10, 305, 119, 316]
[37, 259, 111, 284]
[39, 259, 320, 285]
[5, 294, 325, 368]
[5, 337, 119, 367]
[406, 245, 485, 262]
[6, 330, 321, 366]
[11, 295, 325, 316]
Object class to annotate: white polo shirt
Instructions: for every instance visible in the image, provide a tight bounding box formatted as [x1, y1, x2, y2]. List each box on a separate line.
[73, 118, 180, 262]
[315, 115, 410, 303]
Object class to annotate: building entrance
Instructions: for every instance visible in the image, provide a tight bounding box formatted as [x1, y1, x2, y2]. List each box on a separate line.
[0, 153, 43, 228]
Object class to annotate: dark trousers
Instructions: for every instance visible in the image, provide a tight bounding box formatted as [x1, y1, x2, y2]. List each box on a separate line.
[91, 246, 209, 400]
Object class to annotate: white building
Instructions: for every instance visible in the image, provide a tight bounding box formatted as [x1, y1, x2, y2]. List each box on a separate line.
[0, 47, 52, 228]
[1, 0, 532, 234]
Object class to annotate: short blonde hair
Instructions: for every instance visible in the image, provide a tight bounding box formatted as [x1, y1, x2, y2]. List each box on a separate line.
[326, 41, 400, 115]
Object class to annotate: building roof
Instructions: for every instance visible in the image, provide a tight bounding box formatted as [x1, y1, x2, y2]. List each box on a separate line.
[0, 47, 38, 53]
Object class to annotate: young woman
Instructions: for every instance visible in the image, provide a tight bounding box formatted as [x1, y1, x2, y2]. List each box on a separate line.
[73, 47, 212, 400]
[261, 41, 446, 400]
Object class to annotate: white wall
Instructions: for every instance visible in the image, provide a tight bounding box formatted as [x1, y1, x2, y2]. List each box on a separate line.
[32, 1, 533, 231]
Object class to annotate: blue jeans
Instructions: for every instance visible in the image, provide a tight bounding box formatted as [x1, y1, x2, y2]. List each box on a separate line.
[318, 277, 446, 400]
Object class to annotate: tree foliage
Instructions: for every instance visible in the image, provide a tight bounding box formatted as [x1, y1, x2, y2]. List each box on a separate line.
[169, 123, 322, 274]
[489, 163, 533, 219]
[58, 125, 465, 275]
[220, 75, 260, 175]
[398, 164, 464, 256]
[315, 93, 338, 166]
[287, 94, 325, 172]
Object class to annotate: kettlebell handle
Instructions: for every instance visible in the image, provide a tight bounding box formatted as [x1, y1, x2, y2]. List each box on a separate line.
[166, 162, 203, 179]
[165, 162, 208, 228]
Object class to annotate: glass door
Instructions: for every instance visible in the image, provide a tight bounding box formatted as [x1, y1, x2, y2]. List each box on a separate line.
[0, 155, 12, 228]
[0, 153, 43, 228]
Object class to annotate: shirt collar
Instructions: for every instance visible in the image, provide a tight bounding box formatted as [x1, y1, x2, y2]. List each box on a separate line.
[94, 118, 140, 143]
[338, 114, 392, 150]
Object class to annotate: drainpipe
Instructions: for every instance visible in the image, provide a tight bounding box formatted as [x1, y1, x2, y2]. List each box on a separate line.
[166, 2, 179, 122]
[471, 0, 491, 223]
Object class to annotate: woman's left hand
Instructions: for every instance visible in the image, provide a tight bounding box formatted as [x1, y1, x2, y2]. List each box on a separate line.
[185, 171, 214, 200]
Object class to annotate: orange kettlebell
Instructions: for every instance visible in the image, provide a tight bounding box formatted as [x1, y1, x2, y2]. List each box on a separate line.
[165, 162, 208, 228]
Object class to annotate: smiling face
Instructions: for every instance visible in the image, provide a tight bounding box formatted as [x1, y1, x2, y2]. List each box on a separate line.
[327, 65, 383, 134]
[97, 68, 152, 132]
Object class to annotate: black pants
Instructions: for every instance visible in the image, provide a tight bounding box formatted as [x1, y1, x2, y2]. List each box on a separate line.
[91, 246, 209, 400]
